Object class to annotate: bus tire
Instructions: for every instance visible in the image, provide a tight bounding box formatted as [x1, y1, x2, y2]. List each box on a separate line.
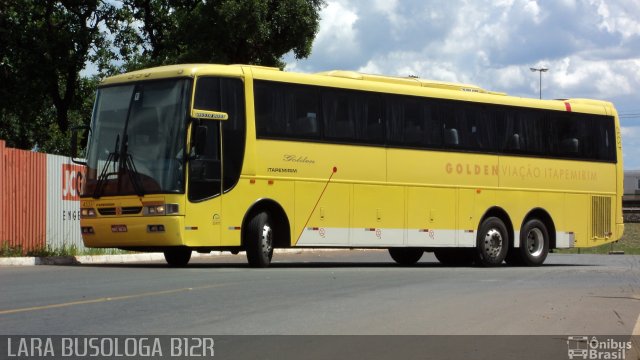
[475, 217, 508, 267]
[388, 248, 424, 265]
[245, 212, 274, 268]
[434, 249, 475, 266]
[164, 247, 191, 267]
[517, 219, 549, 266]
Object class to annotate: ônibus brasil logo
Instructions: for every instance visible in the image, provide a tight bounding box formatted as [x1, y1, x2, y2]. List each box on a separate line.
[566, 336, 632, 360]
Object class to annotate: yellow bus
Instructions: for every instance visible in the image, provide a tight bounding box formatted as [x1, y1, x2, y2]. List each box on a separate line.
[73, 64, 624, 267]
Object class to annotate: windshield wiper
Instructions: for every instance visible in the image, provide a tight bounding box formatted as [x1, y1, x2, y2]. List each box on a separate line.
[118, 133, 145, 197]
[92, 134, 121, 199]
[92, 134, 145, 198]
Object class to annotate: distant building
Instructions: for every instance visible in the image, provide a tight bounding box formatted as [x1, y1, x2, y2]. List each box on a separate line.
[623, 170, 640, 207]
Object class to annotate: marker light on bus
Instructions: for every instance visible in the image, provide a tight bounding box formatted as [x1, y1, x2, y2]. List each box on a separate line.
[147, 225, 166, 233]
[81, 226, 95, 234]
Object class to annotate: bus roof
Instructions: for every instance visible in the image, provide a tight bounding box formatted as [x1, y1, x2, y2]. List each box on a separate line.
[100, 63, 616, 116]
[315, 70, 507, 95]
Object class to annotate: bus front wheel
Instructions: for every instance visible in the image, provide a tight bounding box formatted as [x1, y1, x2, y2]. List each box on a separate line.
[475, 217, 508, 267]
[164, 247, 192, 267]
[388, 248, 424, 265]
[245, 212, 274, 268]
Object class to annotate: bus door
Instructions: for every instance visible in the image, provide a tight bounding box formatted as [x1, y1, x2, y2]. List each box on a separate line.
[186, 76, 246, 248]
[185, 119, 223, 247]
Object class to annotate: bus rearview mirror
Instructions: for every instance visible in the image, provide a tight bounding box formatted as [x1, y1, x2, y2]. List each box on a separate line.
[70, 126, 88, 166]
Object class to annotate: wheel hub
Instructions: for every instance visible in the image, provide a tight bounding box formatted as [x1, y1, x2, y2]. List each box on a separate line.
[526, 228, 544, 257]
[261, 225, 273, 254]
[483, 229, 503, 258]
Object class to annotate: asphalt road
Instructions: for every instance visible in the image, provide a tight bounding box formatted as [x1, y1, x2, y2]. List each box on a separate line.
[1, 250, 639, 335]
[0, 251, 639, 359]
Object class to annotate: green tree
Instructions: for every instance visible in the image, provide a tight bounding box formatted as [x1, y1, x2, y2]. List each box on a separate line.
[0, 0, 325, 154]
[0, 0, 129, 153]
[122, 0, 325, 69]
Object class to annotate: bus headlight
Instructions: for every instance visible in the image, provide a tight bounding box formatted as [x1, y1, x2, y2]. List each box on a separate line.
[165, 204, 179, 214]
[144, 204, 179, 215]
[80, 208, 96, 218]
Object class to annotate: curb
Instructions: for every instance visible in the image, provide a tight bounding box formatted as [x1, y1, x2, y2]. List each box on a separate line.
[0, 248, 352, 267]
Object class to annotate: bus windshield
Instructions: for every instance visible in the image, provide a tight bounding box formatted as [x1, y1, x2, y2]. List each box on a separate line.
[83, 78, 191, 198]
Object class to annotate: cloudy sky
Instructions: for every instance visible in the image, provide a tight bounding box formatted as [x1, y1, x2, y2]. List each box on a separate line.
[283, 0, 640, 170]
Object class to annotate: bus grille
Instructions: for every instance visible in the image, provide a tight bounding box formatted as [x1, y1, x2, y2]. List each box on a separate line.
[591, 196, 611, 239]
[97, 207, 142, 216]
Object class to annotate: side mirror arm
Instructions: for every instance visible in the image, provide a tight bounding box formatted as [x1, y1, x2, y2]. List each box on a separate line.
[70, 126, 90, 166]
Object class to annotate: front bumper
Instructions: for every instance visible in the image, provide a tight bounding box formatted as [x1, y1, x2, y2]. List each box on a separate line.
[81, 216, 185, 248]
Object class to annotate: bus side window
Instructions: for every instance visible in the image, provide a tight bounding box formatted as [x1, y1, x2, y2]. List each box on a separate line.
[323, 91, 354, 141]
[255, 83, 289, 137]
[555, 114, 583, 157]
[436, 104, 459, 148]
[254, 84, 274, 136]
[596, 120, 616, 161]
[423, 103, 441, 147]
[509, 133, 521, 150]
[560, 137, 580, 154]
[293, 113, 318, 137]
[518, 110, 546, 155]
[493, 109, 517, 152]
[358, 94, 384, 144]
[401, 99, 423, 146]
[444, 128, 459, 146]
[292, 89, 320, 139]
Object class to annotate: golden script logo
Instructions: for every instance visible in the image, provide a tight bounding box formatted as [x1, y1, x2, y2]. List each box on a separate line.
[445, 162, 598, 182]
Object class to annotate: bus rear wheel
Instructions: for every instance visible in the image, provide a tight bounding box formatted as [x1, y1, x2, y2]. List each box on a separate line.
[245, 212, 274, 268]
[475, 217, 508, 267]
[388, 248, 424, 266]
[517, 219, 549, 266]
[164, 247, 192, 267]
[434, 249, 475, 266]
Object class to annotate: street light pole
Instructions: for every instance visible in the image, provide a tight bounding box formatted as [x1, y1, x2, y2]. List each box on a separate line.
[530, 67, 548, 99]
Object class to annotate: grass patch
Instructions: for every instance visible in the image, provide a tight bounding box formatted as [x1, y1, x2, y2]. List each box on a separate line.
[557, 222, 640, 255]
[0, 241, 25, 257]
[0, 241, 133, 257]
[79, 248, 133, 256]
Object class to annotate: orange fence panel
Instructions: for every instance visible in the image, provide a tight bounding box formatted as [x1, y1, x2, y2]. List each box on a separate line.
[0, 140, 47, 253]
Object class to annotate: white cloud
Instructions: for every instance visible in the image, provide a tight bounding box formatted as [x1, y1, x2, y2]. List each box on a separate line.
[289, 0, 359, 70]
[372, 0, 397, 13]
[591, 0, 640, 38]
[523, 1, 543, 24]
[491, 65, 529, 91]
[537, 56, 640, 101]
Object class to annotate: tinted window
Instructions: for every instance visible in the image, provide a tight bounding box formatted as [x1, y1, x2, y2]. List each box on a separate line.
[190, 77, 246, 201]
[388, 97, 437, 147]
[255, 82, 319, 140]
[253, 80, 616, 162]
[323, 91, 354, 140]
[322, 89, 383, 143]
